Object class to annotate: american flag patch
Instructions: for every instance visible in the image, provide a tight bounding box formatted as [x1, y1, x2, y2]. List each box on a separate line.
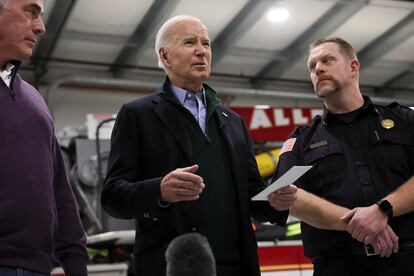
[279, 138, 297, 155]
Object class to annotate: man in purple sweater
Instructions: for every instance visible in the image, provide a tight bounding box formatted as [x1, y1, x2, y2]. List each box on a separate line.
[0, 0, 88, 275]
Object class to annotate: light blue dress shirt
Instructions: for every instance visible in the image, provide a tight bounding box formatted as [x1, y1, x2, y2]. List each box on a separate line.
[171, 84, 207, 133]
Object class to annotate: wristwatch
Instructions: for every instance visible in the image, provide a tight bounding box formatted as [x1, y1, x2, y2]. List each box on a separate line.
[376, 199, 393, 219]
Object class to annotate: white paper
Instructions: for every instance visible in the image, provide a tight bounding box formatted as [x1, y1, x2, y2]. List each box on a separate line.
[252, 165, 312, 201]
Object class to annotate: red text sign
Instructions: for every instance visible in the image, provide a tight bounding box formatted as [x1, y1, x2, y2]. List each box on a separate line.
[230, 107, 323, 141]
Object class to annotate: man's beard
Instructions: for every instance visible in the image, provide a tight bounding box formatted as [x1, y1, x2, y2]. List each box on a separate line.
[314, 77, 341, 98]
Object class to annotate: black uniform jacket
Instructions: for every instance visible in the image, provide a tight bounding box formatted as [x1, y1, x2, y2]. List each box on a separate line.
[275, 96, 414, 257]
[101, 78, 288, 276]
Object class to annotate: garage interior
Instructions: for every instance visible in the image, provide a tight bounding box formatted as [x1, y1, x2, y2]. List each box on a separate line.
[17, 0, 414, 275]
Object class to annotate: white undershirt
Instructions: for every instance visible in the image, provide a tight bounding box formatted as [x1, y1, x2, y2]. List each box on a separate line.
[0, 63, 14, 88]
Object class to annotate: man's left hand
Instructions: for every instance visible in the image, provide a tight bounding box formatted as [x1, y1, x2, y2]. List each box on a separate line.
[370, 225, 399, 257]
[341, 204, 388, 244]
[268, 185, 297, 211]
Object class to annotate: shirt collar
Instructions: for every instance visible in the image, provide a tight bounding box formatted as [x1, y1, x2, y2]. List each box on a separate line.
[0, 63, 15, 87]
[170, 83, 206, 106]
[1, 61, 20, 87]
[321, 95, 377, 125]
[3, 60, 20, 73]
[0, 62, 15, 76]
[3, 63, 14, 72]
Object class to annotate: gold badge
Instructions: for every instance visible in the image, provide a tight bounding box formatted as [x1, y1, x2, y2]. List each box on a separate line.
[381, 119, 394, 129]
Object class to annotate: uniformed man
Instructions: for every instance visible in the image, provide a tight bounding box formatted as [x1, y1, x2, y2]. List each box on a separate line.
[271, 37, 414, 276]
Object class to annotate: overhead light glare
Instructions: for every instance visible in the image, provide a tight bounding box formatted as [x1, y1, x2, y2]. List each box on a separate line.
[267, 7, 290, 23]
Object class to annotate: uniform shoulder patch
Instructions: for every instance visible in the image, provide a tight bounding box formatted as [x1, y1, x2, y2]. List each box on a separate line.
[279, 138, 297, 156]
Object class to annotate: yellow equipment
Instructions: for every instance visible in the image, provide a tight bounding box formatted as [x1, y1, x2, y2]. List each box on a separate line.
[255, 148, 281, 178]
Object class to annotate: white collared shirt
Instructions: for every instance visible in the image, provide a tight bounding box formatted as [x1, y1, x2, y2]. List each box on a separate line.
[0, 63, 14, 88]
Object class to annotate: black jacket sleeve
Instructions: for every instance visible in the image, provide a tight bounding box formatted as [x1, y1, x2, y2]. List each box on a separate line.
[101, 104, 164, 220]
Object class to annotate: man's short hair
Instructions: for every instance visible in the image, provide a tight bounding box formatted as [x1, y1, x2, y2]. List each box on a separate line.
[154, 15, 204, 71]
[309, 37, 357, 60]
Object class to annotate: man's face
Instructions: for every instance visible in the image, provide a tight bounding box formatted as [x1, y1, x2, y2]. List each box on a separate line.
[160, 19, 211, 91]
[0, 0, 45, 66]
[307, 42, 354, 98]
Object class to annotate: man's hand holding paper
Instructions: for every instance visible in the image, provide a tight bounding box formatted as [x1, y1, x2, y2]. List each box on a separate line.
[268, 185, 298, 211]
[252, 165, 312, 211]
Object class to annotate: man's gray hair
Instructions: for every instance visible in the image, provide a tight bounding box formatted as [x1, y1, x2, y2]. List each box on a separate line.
[155, 15, 205, 71]
[0, 0, 10, 8]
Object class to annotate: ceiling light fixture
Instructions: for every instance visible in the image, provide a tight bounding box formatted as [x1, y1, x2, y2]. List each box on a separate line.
[267, 7, 290, 23]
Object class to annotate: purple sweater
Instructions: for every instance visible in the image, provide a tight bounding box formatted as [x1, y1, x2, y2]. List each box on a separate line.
[0, 69, 88, 275]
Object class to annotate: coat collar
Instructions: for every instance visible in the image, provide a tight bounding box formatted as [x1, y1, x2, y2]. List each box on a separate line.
[321, 95, 377, 125]
[152, 77, 223, 161]
[158, 76, 220, 106]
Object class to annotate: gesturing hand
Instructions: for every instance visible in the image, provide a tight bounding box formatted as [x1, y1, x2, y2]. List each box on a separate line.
[160, 164, 205, 203]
